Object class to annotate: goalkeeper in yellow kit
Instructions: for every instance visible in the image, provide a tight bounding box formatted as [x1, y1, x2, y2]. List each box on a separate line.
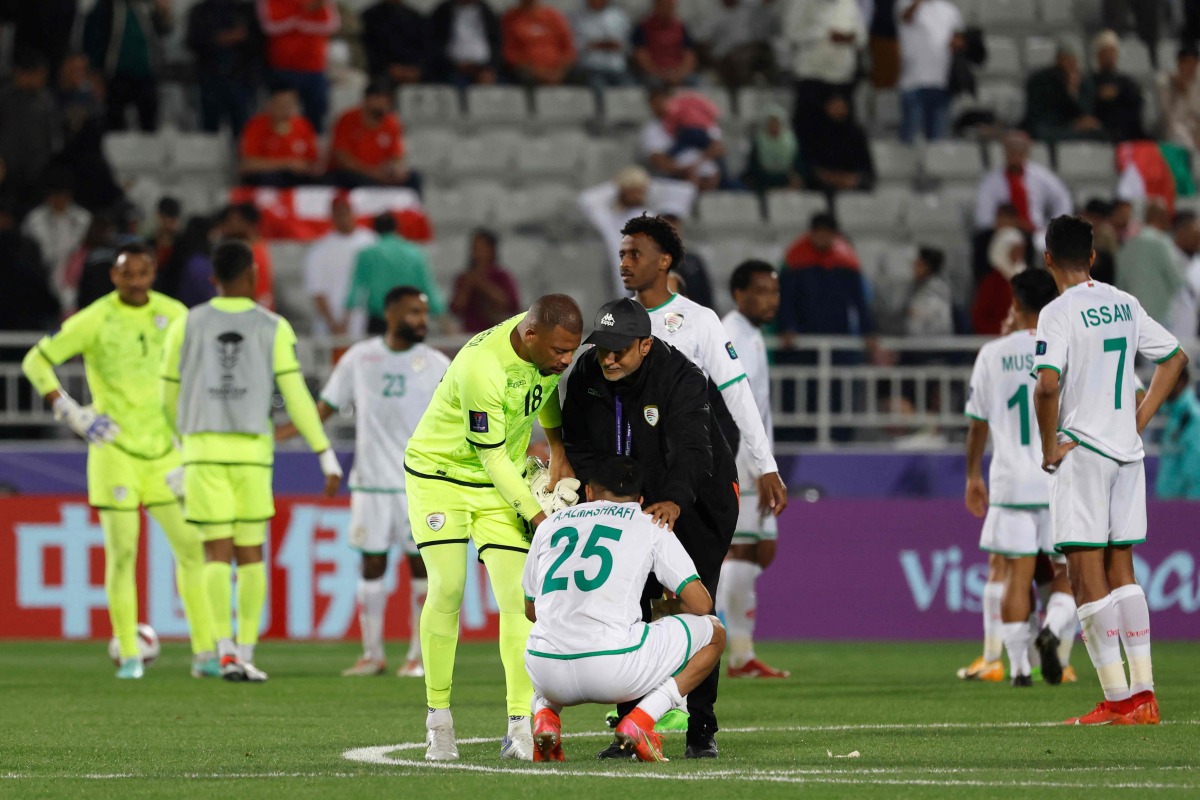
[22, 243, 216, 680]
[404, 295, 583, 762]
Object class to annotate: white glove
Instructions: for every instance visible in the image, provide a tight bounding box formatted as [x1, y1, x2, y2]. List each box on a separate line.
[165, 466, 185, 500]
[526, 455, 551, 495]
[535, 477, 581, 515]
[53, 393, 120, 445]
[319, 448, 344, 479]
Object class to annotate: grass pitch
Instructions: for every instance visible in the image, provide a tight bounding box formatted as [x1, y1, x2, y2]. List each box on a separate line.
[2, 640, 1198, 799]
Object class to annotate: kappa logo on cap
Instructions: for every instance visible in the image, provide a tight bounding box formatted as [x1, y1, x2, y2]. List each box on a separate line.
[600, 313, 615, 327]
[643, 405, 659, 426]
[1036, 341, 1047, 356]
[469, 410, 489, 433]
[426, 513, 446, 531]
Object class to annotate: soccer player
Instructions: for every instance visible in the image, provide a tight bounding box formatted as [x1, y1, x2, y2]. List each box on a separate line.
[1033, 215, 1187, 724]
[620, 215, 789, 521]
[161, 240, 343, 683]
[22, 243, 215, 680]
[965, 269, 1079, 688]
[404, 295, 583, 761]
[524, 457, 726, 763]
[277, 286, 449, 677]
[716, 261, 789, 679]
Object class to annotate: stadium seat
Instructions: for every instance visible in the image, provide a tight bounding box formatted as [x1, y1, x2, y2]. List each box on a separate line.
[1158, 39, 1180, 74]
[920, 141, 985, 183]
[423, 181, 504, 232]
[601, 86, 651, 127]
[906, 192, 969, 236]
[398, 85, 462, 128]
[1119, 37, 1155, 81]
[513, 131, 590, 181]
[102, 132, 168, 176]
[496, 235, 547, 282]
[861, 89, 902, 135]
[1055, 141, 1117, 183]
[465, 85, 530, 126]
[981, 36, 1022, 80]
[404, 128, 452, 174]
[697, 87, 734, 125]
[985, 139, 1050, 169]
[835, 190, 909, 239]
[974, 81, 1026, 127]
[736, 88, 792, 125]
[870, 140, 920, 187]
[765, 190, 829, 234]
[581, 137, 634, 186]
[532, 86, 597, 127]
[423, 236, 471, 281]
[543, 238, 612, 307]
[444, 130, 522, 178]
[696, 191, 763, 235]
[1038, 0, 1076, 23]
[491, 182, 578, 232]
[851, 238, 891, 285]
[975, 0, 1038, 31]
[1023, 36, 1057, 71]
[1072, 183, 1117, 207]
[169, 132, 231, 175]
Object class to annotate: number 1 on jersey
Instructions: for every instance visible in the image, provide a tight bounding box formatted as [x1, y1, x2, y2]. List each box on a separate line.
[1103, 337, 1127, 410]
[1006, 384, 1031, 446]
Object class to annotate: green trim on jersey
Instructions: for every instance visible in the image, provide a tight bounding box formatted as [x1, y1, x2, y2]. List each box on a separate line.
[963, 412, 988, 422]
[670, 615, 692, 677]
[1032, 364, 1061, 377]
[978, 545, 1040, 558]
[1058, 429, 1125, 463]
[526, 623, 650, 660]
[1155, 345, 1182, 364]
[318, 396, 340, 411]
[675, 574, 700, 596]
[524, 594, 534, 603]
[645, 294, 678, 313]
[717, 373, 748, 391]
[991, 503, 1050, 510]
[1053, 538, 1146, 553]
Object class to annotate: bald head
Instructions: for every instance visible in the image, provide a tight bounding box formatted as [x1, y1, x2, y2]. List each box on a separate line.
[517, 294, 583, 377]
[528, 294, 584, 335]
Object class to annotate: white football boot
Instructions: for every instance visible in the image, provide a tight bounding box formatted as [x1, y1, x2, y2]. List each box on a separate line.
[500, 715, 534, 760]
[426, 708, 460, 761]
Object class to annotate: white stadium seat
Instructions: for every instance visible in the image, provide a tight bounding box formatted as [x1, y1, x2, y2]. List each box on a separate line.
[870, 140, 920, 186]
[1023, 36, 1058, 71]
[423, 181, 504, 231]
[835, 190, 908, 239]
[465, 86, 529, 126]
[1055, 141, 1117, 183]
[513, 131, 590, 181]
[765, 190, 829, 234]
[986, 139, 1051, 169]
[102, 132, 168, 176]
[444, 131, 522, 178]
[1119, 37, 1155, 80]
[601, 86, 651, 127]
[491, 182, 578, 231]
[982, 36, 1023, 79]
[696, 191, 763, 234]
[169, 132, 231, 174]
[921, 141, 985, 183]
[404, 128, 453, 174]
[533, 87, 597, 127]
[399, 85, 462, 128]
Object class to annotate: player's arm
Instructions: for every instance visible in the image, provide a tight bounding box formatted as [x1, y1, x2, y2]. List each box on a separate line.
[276, 400, 337, 441]
[274, 320, 342, 495]
[160, 316, 185, 434]
[522, 536, 540, 622]
[654, 529, 711, 614]
[538, 385, 575, 486]
[1134, 306, 1189, 433]
[24, 310, 119, 444]
[963, 355, 990, 517]
[276, 352, 351, 441]
[1032, 311, 1074, 473]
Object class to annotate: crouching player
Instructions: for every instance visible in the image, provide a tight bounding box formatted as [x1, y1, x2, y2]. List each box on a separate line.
[523, 457, 727, 762]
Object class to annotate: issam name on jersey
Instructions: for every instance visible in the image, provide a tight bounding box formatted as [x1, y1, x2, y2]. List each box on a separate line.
[1080, 303, 1133, 328]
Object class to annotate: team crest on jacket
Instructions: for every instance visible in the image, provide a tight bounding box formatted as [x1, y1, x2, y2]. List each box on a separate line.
[113, 486, 128, 502]
[154, 314, 169, 330]
[643, 405, 660, 426]
[426, 513, 446, 531]
[663, 312, 684, 333]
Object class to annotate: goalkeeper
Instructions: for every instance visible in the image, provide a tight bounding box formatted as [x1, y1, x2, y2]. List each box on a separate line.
[403, 295, 583, 762]
[22, 243, 215, 680]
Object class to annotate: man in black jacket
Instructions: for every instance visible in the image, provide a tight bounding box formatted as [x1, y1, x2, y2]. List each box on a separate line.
[563, 297, 738, 760]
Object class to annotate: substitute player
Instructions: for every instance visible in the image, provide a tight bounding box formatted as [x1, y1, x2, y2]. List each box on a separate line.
[277, 286, 449, 677]
[404, 295, 583, 761]
[524, 457, 726, 763]
[22, 243, 215, 680]
[162, 241, 343, 683]
[1033, 215, 1187, 724]
[965, 269, 1079, 687]
[716, 261, 789, 679]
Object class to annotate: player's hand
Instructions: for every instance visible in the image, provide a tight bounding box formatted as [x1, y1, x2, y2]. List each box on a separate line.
[1042, 440, 1077, 474]
[756, 472, 788, 517]
[275, 422, 299, 442]
[318, 449, 343, 496]
[548, 450, 575, 489]
[165, 466, 185, 500]
[644, 501, 681, 530]
[965, 475, 988, 518]
[53, 394, 120, 445]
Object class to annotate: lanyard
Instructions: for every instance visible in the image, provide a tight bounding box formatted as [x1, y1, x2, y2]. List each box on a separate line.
[614, 394, 632, 456]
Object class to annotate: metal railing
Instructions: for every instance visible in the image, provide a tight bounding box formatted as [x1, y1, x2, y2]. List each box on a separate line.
[1, 332, 1185, 453]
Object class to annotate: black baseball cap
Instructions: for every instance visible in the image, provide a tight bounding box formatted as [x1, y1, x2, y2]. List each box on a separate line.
[583, 298, 651, 351]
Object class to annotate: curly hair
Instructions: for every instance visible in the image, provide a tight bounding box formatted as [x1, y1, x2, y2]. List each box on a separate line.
[621, 213, 685, 271]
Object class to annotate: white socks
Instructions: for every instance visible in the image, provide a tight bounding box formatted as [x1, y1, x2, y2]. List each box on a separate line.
[1077, 595, 1131, 702]
[1001, 621, 1032, 678]
[1111, 584, 1153, 695]
[636, 677, 685, 723]
[982, 581, 1005, 662]
[1044, 591, 1078, 666]
[238, 643, 255, 664]
[358, 577, 388, 663]
[718, 559, 762, 669]
[217, 637, 236, 659]
[408, 577, 428, 662]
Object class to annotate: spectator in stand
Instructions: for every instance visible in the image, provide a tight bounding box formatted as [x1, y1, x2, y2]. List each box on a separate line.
[1168, 209, 1200, 341]
[217, 202, 276, 309]
[75, 202, 143, 311]
[186, 0, 263, 138]
[971, 226, 1025, 335]
[1116, 199, 1179, 325]
[361, 0, 428, 85]
[903, 246, 954, 336]
[895, 0, 963, 144]
[429, 0, 503, 86]
[52, 87, 126, 215]
[304, 195, 377, 336]
[973, 132, 1073, 236]
[11, 1, 80, 76]
[1103, 0, 1164, 69]
[449, 228, 522, 333]
[328, 79, 422, 192]
[501, 0, 576, 86]
[632, 0, 699, 88]
[1110, 198, 1138, 243]
[641, 89, 726, 191]
[238, 82, 321, 187]
[83, 0, 173, 132]
[1156, 366, 1200, 499]
[1159, 43, 1200, 154]
[783, 0, 865, 138]
[661, 212, 715, 310]
[1082, 30, 1146, 142]
[0, 197, 59, 333]
[868, 0, 899, 89]
[257, 0, 340, 133]
[573, 0, 633, 91]
[777, 212, 875, 344]
[802, 92, 875, 193]
[1079, 197, 1119, 284]
[580, 165, 652, 296]
[334, 1, 369, 72]
[742, 103, 806, 193]
[55, 51, 104, 121]
[146, 196, 182, 267]
[1022, 42, 1104, 143]
[971, 203, 1033, 288]
[346, 213, 445, 333]
[155, 215, 218, 308]
[22, 169, 93, 298]
[0, 48, 59, 219]
[699, 0, 776, 89]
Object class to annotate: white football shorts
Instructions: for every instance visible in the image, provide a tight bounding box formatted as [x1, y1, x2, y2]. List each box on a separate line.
[349, 491, 418, 556]
[1050, 446, 1147, 552]
[978, 506, 1055, 559]
[525, 614, 715, 708]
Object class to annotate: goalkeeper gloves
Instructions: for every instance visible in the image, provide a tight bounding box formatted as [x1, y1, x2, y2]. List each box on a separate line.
[53, 393, 120, 445]
[525, 455, 581, 516]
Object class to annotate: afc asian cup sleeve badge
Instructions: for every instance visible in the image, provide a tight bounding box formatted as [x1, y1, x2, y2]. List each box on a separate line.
[426, 513, 446, 531]
[663, 312, 684, 333]
[725, 341, 739, 360]
[643, 405, 660, 426]
[1036, 341, 1047, 356]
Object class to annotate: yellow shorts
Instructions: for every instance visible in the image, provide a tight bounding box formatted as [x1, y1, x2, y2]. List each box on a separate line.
[184, 463, 274, 541]
[88, 444, 180, 511]
[406, 473, 530, 558]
